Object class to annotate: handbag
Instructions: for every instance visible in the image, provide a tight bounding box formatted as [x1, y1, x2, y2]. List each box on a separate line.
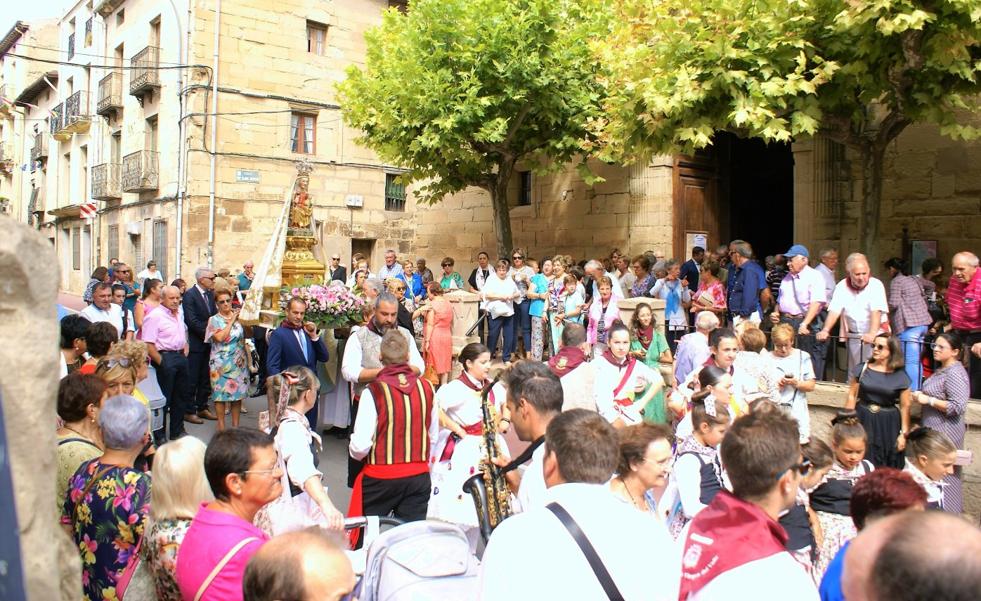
[547, 502, 625, 601]
[423, 351, 440, 385]
[117, 535, 155, 600]
[194, 537, 260, 601]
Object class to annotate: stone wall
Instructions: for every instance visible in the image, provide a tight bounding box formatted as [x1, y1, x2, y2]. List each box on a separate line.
[413, 157, 676, 264]
[807, 382, 981, 521]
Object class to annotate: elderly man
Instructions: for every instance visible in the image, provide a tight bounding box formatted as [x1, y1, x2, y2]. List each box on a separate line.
[362, 277, 385, 305]
[327, 253, 346, 283]
[236, 261, 255, 291]
[547, 323, 595, 412]
[770, 244, 828, 377]
[416, 258, 435, 285]
[584, 259, 624, 302]
[142, 286, 190, 441]
[80, 282, 135, 341]
[376, 249, 404, 280]
[674, 310, 720, 384]
[182, 266, 219, 423]
[816, 253, 889, 371]
[816, 248, 839, 299]
[948, 251, 981, 397]
[726, 239, 771, 326]
[480, 409, 679, 601]
[342, 293, 424, 487]
[243, 527, 355, 601]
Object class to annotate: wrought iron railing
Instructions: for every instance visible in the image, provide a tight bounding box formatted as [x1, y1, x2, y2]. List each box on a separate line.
[92, 163, 122, 199]
[122, 150, 159, 192]
[31, 132, 47, 163]
[64, 90, 89, 128]
[97, 72, 122, 115]
[129, 46, 160, 95]
[50, 103, 63, 136]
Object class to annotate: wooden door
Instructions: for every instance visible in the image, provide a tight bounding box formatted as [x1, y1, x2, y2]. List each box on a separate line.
[673, 155, 721, 260]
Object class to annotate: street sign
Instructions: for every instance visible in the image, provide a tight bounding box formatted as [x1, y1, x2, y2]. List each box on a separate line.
[236, 170, 261, 183]
[345, 194, 364, 208]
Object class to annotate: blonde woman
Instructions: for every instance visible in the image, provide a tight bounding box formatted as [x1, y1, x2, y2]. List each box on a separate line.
[142, 436, 214, 601]
[97, 353, 156, 469]
[205, 288, 252, 430]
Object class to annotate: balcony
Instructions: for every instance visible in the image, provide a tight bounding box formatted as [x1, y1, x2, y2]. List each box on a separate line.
[122, 150, 158, 192]
[92, 162, 122, 200]
[50, 103, 65, 140]
[64, 90, 92, 134]
[0, 143, 13, 176]
[129, 47, 161, 99]
[97, 72, 123, 117]
[31, 132, 49, 164]
[0, 84, 11, 117]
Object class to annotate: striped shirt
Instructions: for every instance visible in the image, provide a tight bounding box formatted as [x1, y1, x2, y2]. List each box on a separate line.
[887, 274, 932, 332]
[947, 269, 981, 331]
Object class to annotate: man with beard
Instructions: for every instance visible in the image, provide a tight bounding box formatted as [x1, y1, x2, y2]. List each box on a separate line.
[816, 253, 889, 371]
[267, 296, 329, 426]
[342, 293, 424, 486]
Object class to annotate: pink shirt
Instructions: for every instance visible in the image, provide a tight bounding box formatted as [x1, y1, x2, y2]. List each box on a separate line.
[141, 307, 187, 351]
[175, 504, 268, 601]
[948, 268, 981, 331]
[777, 265, 827, 315]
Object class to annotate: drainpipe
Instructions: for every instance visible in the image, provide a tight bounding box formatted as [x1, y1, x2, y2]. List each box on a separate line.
[167, 0, 186, 277]
[207, 0, 221, 269]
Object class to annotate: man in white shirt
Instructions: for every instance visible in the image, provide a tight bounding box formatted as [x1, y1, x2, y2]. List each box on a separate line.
[493, 361, 562, 513]
[80, 282, 134, 340]
[815, 248, 838, 299]
[816, 253, 889, 371]
[678, 409, 818, 601]
[585, 259, 625, 300]
[375, 249, 404, 280]
[480, 409, 679, 601]
[770, 244, 828, 376]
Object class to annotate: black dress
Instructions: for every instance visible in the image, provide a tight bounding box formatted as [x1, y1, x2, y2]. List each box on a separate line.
[851, 362, 910, 468]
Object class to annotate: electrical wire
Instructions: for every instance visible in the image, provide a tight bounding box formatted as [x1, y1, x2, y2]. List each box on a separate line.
[12, 42, 189, 66]
[6, 52, 212, 73]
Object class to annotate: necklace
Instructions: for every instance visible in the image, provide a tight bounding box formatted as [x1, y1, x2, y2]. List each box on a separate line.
[63, 425, 93, 441]
[619, 476, 642, 509]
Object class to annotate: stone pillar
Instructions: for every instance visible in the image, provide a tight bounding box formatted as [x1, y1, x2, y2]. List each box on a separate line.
[627, 155, 675, 254]
[0, 218, 78, 600]
[444, 289, 481, 378]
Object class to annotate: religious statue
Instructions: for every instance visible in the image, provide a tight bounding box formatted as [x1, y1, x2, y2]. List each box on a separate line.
[289, 160, 314, 230]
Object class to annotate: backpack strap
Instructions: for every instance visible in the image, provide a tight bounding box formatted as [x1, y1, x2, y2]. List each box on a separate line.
[546, 503, 625, 601]
[194, 537, 259, 601]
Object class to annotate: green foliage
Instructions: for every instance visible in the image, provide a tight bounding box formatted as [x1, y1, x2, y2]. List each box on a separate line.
[337, 0, 612, 205]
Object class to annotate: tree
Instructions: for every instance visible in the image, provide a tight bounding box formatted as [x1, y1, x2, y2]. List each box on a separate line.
[599, 0, 980, 266]
[337, 0, 611, 257]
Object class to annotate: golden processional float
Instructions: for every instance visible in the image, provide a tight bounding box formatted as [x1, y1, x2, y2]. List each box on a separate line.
[239, 159, 326, 328]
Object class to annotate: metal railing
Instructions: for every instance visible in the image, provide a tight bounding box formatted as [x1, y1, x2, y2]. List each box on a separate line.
[122, 150, 159, 192]
[97, 72, 123, 115]
[31, 132, 48, 162]
[64, 90, 89, 128]
[92, 163, 122, 199]
[50, 103, 63, 136]
[129, 46, 160, 96]
[0, 143, 13, 175]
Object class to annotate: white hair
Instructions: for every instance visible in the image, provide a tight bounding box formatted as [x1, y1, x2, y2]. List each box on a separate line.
[584, 259, 603, 272]
[953, 252, 979, 267]
[99, 395, 149, 450]
[363, 278, 385, 294]
[819, 248, 838, 259]
[151, 436, 213, 520]
[194, 266, 213, 280]
[845, 252, 869, 272]
[695, 310, 721, 332]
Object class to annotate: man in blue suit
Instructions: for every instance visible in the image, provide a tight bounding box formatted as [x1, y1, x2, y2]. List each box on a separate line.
[267, 296, 329, 426]
[183, 267, 219, 423]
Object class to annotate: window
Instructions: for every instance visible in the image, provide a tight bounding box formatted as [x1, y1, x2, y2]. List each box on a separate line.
[117, 10, 125, 26]
[72, 226, 81, 270]
[152, 220, 167, 278]
[146, 117, 159, 152]
[290, 113, 316, 154]
[108, 224, 119, 263]
[306, 21, 327, 55]
[132, 232, 143, 272]
[385, 173, 406, 212]
[518, 171, 532, 206]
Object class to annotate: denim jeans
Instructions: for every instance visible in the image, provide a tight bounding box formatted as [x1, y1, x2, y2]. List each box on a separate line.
[899, 325, 928, 391]
[488, 314, 515, 362]
[513, 300, 532, 354]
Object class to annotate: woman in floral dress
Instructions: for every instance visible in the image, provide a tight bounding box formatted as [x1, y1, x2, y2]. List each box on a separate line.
[62, 396, 151, 601]
[142, 436, 213, 601]
[205, 288, 252, 431]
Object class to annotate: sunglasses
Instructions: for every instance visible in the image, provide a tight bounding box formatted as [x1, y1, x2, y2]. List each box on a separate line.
[512, 255, 524, 260]
[202, 276, 216, 281]
[101, 357, 133, 369]
[116, 270, 130, 273]
[217, 298, 232, 304]
[873, 344, 888, 350]
[779, 457, 812, 479]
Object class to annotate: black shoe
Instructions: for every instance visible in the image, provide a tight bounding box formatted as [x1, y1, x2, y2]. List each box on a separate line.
[332, 427, 350, 439]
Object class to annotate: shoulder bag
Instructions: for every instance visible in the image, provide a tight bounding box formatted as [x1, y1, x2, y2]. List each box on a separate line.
[546, 502, 625, 601]
[194, 537, 260, 601]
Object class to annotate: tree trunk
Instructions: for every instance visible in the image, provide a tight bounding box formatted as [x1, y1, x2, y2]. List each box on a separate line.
[858, 142, 885, 271]
[489, 164, 514, 259]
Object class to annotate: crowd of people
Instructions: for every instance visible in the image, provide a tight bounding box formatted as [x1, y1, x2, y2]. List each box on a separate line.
[52, 243, 981, 600]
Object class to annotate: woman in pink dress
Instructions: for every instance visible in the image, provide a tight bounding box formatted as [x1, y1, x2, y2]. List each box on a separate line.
[424, 282, 454, 385]
[690, 260, 727, 320]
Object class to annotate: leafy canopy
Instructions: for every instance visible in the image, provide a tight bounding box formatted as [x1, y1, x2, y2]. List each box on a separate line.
[337, 0, 612, 203]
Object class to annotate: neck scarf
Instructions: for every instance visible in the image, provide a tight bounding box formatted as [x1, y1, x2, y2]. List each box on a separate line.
[679, 491, 789, 600]
[602, 348, 631, 369]
[375, 363, 418, 394]
[281, 319, 303, 330]
[458, 371, 488, 392]
[845, 277, 869, 293]
[636, 325, 654, 350]
[547, 346, 587, 377]
[665, 279, 681, 318]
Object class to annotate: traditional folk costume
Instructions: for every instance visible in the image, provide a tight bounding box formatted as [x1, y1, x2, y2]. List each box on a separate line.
[427, 373, 509, 528]
[904, 459, 946, 511]
[347, 363, 439, 537]
[548, 345, 594, 412]
[664, 434, 725, 539]
[810, 459, 874, 577]
[591, 349, 663, 425]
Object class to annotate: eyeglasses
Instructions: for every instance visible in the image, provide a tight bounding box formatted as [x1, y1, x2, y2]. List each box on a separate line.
[778, 457, 812, 479]
[240, 466, 280, 477]
[217, 298, 232, 304]
[512, 255, 524, 260]
[202, 276, 216, 281]
[332, 257, 340, 261]
[873, 344, 888, 350]
[116, 270, 130, 274]
[441, 264, 451, 268]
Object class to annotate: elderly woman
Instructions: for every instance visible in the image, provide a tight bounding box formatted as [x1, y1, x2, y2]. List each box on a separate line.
[143, 436, 214, 601]
[262, 368, 343, 535]
[60, 314, 91, 378]
[175, 428, 280, 601]
[629, 255, 656, 299]
[386, 277, 417, 333]
[587, 276, 621, 355]
[56, 373, 107, 504]
[610, 423, 674, 517]
[206, 287, 252, 431]
[403, 259, 426, 301]
[97, 351, 157, 469]
[84, 266, 111, 304]
[61, 395, 152, 601]
[439, 256, 465, 290]
[650, 259, 692, 353]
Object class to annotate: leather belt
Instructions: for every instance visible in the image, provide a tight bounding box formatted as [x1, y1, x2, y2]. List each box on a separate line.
[862, 402, 897, 414]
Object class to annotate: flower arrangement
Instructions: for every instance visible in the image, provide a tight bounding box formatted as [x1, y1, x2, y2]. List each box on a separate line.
[279, 282, 365, 329]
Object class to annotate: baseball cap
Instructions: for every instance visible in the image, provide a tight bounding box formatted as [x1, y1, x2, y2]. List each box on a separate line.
[784, 244, 809, 259]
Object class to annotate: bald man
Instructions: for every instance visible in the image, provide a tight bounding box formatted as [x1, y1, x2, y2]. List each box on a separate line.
[142, 285, 191, 441]
[243, 528, 355, 601]
[844, 510, 981, 601]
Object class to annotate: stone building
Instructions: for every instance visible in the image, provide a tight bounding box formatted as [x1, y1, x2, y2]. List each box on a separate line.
[3, 0, 415, 295]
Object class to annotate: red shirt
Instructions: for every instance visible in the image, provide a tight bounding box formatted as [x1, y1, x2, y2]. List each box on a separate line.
[947, 268, 981, 331]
